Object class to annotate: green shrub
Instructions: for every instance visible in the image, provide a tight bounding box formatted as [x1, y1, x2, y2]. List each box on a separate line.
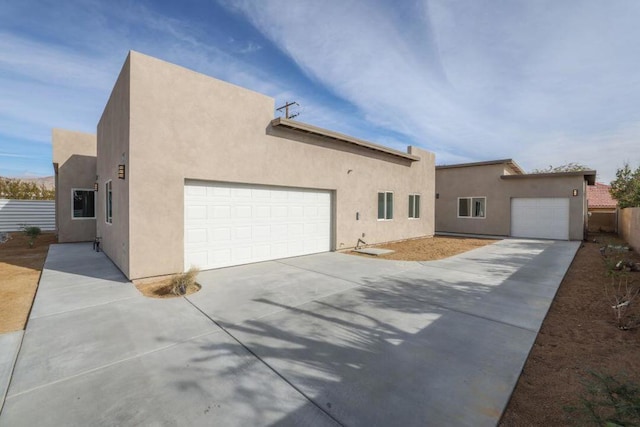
[20, 225, 42, 248]
[566, 371, 640, 426]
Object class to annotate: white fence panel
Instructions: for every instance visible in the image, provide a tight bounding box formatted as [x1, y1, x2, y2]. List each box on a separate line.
[0, 199, 55, 232]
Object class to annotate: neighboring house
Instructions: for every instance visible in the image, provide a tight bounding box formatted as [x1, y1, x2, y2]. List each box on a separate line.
[53, 51, 435, 280]
[435, 159, 596, 240]
[587, 182, 617, 233]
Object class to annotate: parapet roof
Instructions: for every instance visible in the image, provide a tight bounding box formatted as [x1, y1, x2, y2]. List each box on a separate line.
[436, 159, 525, 174]
[271, 117, 420, 162]
[501, 170, 597, 185]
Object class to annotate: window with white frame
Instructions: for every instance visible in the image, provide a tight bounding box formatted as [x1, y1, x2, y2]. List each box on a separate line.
[458, 197, 486, 218]
[72, 189, 95, 219]
[377, 192, 393, 220]
[408, 194, 420, 219]
[105, 180, 113, 224]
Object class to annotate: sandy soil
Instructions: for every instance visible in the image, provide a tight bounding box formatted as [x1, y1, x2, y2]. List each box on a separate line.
[500, 233, 640, 426]
[350, 235, 498, 261]
[0, 232, 56, 333]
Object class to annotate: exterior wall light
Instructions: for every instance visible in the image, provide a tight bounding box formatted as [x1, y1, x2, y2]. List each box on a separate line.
[94, 182, 99, 192]
[118, 164, 126, 180]
[572, 189, 578, 197]
[436, 193, 440, 199]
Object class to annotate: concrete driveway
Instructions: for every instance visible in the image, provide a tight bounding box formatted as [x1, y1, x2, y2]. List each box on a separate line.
[0, 239, 579, 426]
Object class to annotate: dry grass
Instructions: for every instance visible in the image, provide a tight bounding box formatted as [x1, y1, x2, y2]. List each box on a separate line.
[350, 235, 498, 261]
[500, 233, 640, 426]
[134, 273, 201, 299]
[0, 232, 57, 333]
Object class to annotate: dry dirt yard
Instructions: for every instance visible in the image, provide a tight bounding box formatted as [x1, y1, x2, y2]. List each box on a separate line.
[500, 233, 640, 426]
[350, 235, 498, 260]
[0, 232, 56, 333]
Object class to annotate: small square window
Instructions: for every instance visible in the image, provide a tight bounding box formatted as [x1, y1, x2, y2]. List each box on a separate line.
[72, 189, 95, 219]
[377, 192, 393, 220]
[409, 194, 420, 219]
[458, 197, 486, 218]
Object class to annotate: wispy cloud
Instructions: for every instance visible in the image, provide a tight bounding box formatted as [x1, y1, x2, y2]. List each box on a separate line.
[2, 0, 640, 182]
[223, 0, 640, 181]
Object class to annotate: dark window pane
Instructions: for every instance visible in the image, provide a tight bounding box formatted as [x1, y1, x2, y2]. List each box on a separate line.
[473, 198, 485, 217]
[386, 192, 393, 219]
[408, 195, 414, 218]
[72, 190, 95, 218]
[459, 198, 470, 217]
[414, 195, 420, 218]
[377, 192, 385, 219]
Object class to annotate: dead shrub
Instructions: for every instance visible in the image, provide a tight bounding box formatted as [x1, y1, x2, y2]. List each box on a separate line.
[169, 267, 200, 296]
[605, 277, 640, 330]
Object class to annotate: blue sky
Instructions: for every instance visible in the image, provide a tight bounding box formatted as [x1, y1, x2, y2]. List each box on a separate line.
[1, 0, 639, 183]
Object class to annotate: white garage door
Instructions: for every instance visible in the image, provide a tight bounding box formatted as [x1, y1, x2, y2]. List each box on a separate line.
[184, 181, 332, 270]
[511, 198, 570, 240]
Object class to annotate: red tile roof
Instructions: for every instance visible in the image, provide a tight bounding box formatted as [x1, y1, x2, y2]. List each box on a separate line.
[588, 182, 617, 208]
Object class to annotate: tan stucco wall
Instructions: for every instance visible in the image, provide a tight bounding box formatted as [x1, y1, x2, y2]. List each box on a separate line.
[618, 208, 640, 250]
[52, 129, 97, 242]
[97, 55, 131, 277]
[435, 164, 588, 240]
[98, 51, 434, 279]
[588, 210, 617, 233]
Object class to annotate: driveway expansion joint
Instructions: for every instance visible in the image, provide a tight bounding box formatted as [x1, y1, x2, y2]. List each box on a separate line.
[184, 297, 346, 427]
[5, 329, 223, 400]
[29, 295, 139, 321]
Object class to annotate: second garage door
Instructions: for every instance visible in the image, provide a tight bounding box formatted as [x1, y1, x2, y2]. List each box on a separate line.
[511, 198, 570, 240]
[184, 181, 332, 270]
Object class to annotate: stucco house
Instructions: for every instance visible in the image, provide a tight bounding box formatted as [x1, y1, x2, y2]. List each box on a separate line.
[53, 51, 435, 279]
[435, 159, 596, 240]
[587, 182, 617, 233]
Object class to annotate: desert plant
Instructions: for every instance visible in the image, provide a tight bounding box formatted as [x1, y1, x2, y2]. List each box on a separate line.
[0, 232, 10, 244]
[20, 225, 41, 248]
[566, 371, 640, 426]
[169, 267, 199, 296]
[605, 277, 640, 330]
[601, 242, 634, 277]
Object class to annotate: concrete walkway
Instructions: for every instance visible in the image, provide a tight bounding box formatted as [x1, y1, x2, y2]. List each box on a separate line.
[0, 239, 580, 426]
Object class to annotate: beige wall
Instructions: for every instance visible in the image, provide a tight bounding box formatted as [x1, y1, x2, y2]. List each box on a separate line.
[588, 209, 617, 233]
[97, 55, 131, 277]
[98, 51, 434, 279]
[618, 208, 640, 251]
[435, 164, 588, 240]
[52, 129, 97, 242]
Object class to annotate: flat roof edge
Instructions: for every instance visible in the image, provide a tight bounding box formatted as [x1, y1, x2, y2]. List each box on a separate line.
[501, 170, 597, 185]
[436, 159, 524, 174]
[270, 117, 420, 161]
